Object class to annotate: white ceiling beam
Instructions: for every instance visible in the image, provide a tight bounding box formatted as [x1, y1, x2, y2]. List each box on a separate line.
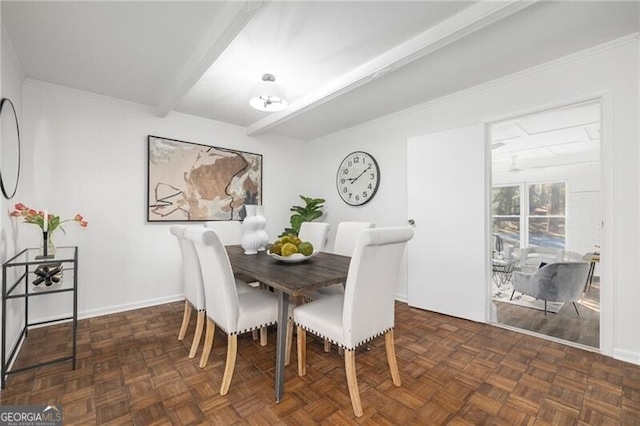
[247, 0, 537, 137]
[156, 0, 266, 118]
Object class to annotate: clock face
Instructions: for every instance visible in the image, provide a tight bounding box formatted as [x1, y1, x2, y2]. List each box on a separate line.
[336, 151, 380, 206]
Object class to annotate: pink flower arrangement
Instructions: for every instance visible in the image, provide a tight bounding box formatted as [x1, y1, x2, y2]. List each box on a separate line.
[10, 202, 88, 233]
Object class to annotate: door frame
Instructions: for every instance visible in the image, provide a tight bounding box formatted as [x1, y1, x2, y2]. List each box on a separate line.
[484, 92, 610, 354]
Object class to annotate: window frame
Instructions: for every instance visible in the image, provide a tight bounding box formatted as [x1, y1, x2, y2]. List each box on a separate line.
[492, 180, 567, 249]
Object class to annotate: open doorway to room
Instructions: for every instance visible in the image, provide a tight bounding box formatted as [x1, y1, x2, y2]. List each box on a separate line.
[489, 100, 601, 349]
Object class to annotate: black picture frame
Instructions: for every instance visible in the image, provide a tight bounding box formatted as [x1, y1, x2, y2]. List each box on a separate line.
[147, 135, 262, 222]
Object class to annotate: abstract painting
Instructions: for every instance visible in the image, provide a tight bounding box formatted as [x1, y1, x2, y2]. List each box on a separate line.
[147, 135, 262, 222]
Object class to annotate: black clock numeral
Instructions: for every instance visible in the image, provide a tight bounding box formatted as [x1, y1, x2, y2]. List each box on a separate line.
[355, 195, 360, 201]
[348, 193, 353, 199]
[370, 173, 375, 179]
[354, 157, 360, 163]
[368, 183, 372, 190]
[343, 187, 348, 193]
[341, 178, 345, 184]
[363, 191, 368, 198]
[343, 169, 349, 175]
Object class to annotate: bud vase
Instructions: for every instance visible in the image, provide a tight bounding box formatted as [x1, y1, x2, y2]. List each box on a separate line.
[255, 205, 268, 251]
[39, 231, 56, 258]
[241, 205, 262, 255]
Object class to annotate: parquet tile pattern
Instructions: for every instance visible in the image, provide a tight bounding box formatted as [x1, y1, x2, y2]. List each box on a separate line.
[1, 301, 639, 425]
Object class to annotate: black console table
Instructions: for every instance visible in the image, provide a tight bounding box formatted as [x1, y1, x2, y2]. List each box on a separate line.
[1, 246, 78, 389]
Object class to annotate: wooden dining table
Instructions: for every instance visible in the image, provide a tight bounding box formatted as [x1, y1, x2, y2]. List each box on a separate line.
[225, 245, 351, 402]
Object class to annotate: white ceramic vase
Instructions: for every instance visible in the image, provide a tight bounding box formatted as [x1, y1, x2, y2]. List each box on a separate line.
[241, 205, 262, 255]
[255, 205, 269, 251]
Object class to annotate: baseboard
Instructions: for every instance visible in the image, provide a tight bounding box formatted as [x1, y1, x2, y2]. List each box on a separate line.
[394, 293, 408, 303]
[613, 348, 640, 366]
[23, 294, 184, 327]
[78, 294, 184, 320]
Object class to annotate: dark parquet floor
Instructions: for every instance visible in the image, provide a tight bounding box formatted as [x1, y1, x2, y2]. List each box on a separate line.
[1, 300, 639, 425]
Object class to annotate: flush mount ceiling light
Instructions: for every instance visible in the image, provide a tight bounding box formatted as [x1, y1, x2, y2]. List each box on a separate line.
[249, 73, 287, 112]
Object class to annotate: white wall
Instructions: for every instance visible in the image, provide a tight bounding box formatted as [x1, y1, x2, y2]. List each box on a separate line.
[1, 25, 27, 358]
[21, 81, 305, 321]
[1, 28, 26, 260]
[306, 37, 640, 364]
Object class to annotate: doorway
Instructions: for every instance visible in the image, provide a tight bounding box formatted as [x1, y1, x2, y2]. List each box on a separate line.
[489, 100, 601, 349]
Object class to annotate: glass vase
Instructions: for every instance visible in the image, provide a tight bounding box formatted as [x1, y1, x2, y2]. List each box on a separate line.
[40, 231, 56, 258]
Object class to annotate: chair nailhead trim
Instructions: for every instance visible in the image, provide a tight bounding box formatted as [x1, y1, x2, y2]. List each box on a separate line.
[210, 318, 277, 336]
[294, 324, 394, 350]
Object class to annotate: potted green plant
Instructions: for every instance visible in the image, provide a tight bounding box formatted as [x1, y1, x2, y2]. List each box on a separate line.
[281, 195, 325, 236]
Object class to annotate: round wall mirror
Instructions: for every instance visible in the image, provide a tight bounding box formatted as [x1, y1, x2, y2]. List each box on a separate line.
[0, 98, 21, 199]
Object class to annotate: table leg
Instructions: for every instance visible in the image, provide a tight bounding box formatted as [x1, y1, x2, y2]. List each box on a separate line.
[584, 262, 596, 293]
[275, 290, 289, 402]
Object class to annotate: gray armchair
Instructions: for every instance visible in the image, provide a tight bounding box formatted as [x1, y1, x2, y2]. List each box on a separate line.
[511, 262, 590, 315]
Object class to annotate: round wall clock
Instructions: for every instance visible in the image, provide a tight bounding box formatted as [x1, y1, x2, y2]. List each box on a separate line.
[336, 151, 380, 206]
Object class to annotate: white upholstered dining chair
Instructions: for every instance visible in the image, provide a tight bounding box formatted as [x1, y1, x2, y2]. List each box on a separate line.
[204, 220, 242, 244]
[171, 225, 207, 358]
[171, 225, 255, 360]
[184, 227, 283, 395]
[309, 221, 375, 352]
[312, 222, 374, 299]
[205, 220, 267, 344]
[298, 222, 331, 252]
[294, 227, 414, 417]
[333, 221, 375, 256]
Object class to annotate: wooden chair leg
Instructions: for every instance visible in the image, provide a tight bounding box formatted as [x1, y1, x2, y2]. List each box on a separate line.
[252, 330, 259, 340]
[384, 330, 401, 386]
[285, 319, 294, 366]
[324, 339, 331, 353]
[178, 300, 192, 340]
[220, 335, 238, 395]
[199, 318, 216, 368]
[188, 310, 205, 358]
[297, 326, 306, 376]
[260, 326, 267, 346]
[345, 349, 363, 417]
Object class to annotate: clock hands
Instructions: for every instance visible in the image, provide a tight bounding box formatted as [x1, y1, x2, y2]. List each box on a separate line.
[347, 164, 371, 184]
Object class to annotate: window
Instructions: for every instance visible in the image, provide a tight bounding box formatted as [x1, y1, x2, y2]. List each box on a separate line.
[492, 182, 566, 249]
[492, 185, 520, 248]
[528, 182, 565, 248]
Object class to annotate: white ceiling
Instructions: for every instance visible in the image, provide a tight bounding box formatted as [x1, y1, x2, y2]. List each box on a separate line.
[491, 101, 600, 174]
[2, 1, 638, 141]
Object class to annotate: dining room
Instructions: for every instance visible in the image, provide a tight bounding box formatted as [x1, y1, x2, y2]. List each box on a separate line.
[2, 1, 640, 424]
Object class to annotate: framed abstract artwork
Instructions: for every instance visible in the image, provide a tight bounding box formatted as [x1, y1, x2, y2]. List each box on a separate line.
[147, 135, 262, 222]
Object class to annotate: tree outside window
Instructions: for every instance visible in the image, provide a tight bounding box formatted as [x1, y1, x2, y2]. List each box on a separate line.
[528, 182, 565, 248]
[492, 185, 520, 248]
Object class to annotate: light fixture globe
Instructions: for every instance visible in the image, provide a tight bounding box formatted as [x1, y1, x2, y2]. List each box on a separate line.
[249, 73, 288, 112]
